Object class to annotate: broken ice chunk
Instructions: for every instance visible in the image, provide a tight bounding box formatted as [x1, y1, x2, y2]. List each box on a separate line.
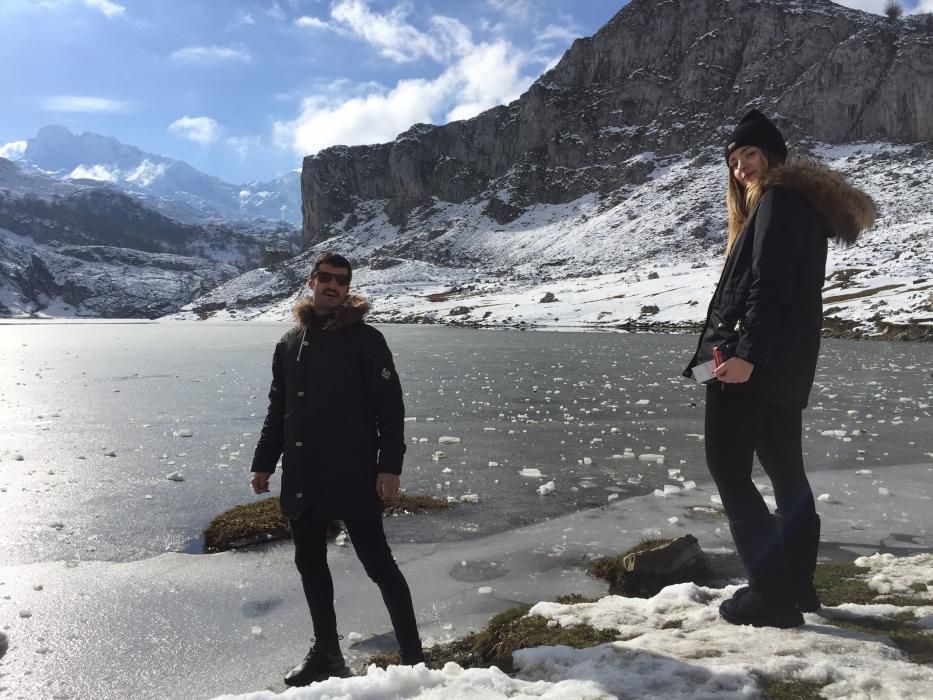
[519, 468, 543, 477]
[537, 480, 556, 496]
[438, 436, 461, 444]
[166, 472, 185, 482]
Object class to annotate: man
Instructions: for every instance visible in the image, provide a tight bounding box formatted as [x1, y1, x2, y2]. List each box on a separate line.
[251, 252, 423, 687]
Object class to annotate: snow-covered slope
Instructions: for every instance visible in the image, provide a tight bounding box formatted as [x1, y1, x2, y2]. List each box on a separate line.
[172, 143, 933, 339]
[13, 125, 301, 225]
[0, 228, 239, 318]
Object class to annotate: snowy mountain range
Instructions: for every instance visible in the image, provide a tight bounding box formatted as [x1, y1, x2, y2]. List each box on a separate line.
[173, 0, 932, 339]
[0, 156, 298, 317]
[13, 124, 301, 226]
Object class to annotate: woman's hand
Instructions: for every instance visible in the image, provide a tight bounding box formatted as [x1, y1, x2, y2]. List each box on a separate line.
[714, 357, 754, 383]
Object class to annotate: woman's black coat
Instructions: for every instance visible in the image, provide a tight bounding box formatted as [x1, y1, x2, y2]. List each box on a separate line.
[685, 161, 875, 409]
[251, 295, 406, 520]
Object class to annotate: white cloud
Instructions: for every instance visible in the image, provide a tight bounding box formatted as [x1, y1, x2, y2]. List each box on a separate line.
[126, 160, 167, 187]
[274, 39, 535, 156]
[169, 116, 220, 144]
[266, 1, 285, 21]
[486, 0, 534, 22]
[231, 10, 256, 28]
[0, 141, 27, 160]
[170, 46, 252, 64]
[227, 135, 263, 158]
[82, 0, 124, 18]
[911, 0, 933, 12]
[444, 41, 527, 121]
[537, 23, 581, 47]
[40, 95, 133, 113]
[294, 15, 331, 30]
[326, 0, 456, 63]
[66, 164, 119, 182]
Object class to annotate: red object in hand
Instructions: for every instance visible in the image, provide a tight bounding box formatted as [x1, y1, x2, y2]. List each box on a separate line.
[713, 346, 724, 368]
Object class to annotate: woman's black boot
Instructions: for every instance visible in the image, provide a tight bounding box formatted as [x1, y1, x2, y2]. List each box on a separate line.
[720, 516, 804, 628]
[777, 512, 821, 612]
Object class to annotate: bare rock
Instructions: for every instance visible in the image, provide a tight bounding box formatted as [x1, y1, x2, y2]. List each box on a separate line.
[622, 534, 706, 576]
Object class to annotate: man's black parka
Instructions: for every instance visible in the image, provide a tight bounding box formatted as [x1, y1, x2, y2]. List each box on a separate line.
[251, 294, 405, 520]
[685, 161, 876, 409]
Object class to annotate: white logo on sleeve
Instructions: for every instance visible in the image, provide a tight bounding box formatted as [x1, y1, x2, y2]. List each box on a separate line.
[381, 368, 391, 380]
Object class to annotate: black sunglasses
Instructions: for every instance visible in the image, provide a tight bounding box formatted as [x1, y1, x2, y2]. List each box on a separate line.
[314, 271, 351, 286]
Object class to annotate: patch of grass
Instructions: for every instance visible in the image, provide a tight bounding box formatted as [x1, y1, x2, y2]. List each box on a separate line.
[823, 611, 933, 666]
[203, 493, 450, 552]
[814, 562, 921, 607]
[590, 538, 712, 597]
[365, 600, 617, 673]
[554, 593, 598, 605]
[823, 283, 903, 304]
[383, 493, 451, 516]
[762, 678, 828, 700]
[425, 288, 459, 302]
[814, 562, 933, 665]
[203, 497, 291, 552]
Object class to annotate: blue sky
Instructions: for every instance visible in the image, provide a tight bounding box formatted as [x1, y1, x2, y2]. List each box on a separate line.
[1, 0, 928, 184]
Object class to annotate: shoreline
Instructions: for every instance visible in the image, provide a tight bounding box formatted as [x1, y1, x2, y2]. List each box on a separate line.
[3, 314, 931, 340]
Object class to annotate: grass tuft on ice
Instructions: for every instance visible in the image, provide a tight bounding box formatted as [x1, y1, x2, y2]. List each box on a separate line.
[762, 678, 829, 700]
[365, 596, 615, 673]
[203, 494, 451, 552]
[203, 497, 291, 552]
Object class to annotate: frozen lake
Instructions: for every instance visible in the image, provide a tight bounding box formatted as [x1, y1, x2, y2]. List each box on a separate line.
[1, 322, 932, 566]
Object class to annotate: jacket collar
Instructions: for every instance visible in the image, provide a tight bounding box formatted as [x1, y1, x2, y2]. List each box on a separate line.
[761, 160, 876, 244]
[292, 293, 370, 331]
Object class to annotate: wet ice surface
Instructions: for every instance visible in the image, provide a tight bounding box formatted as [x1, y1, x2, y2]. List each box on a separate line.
[0, 464, 930, 700]
[0, 322, 932, 565]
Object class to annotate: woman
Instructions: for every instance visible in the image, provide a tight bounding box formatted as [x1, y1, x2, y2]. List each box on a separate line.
[684, 109, 876, 628]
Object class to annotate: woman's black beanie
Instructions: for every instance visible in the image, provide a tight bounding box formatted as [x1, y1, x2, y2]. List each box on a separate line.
[725, 109, 787, 162]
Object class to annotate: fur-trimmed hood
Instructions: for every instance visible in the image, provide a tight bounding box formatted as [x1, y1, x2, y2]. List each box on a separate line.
[762, 160, 876, 244]
[292, 292, 371, 330]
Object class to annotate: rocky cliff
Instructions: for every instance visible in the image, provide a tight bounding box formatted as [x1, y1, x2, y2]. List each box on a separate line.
[300, 0, 932, 248]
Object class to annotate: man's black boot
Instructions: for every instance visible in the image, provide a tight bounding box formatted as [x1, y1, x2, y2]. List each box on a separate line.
[284, 642, 351, 687]
[720, 516, 804, 629]
[777, 512, 821, 612]
[400, 647, 426, 666]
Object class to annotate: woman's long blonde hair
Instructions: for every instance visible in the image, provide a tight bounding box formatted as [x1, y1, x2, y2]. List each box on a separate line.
[725, 148, 783, 257]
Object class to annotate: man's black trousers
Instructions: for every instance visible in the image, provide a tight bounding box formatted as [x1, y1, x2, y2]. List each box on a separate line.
[704, 385, 817, 530]
[290, 512, 421, 655]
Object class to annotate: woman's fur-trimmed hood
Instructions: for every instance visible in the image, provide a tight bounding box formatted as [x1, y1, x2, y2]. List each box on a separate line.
[762, 160, 876, 244]
[292, 292, 371, 330]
